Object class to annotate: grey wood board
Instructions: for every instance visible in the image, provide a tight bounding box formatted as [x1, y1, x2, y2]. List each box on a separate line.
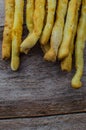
[0, 26, 86, 118]
[0, 113, 86, 130]
[0, 0, 4, 26]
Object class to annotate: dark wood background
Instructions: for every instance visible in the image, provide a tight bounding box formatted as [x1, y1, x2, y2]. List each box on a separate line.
[0, 1, 86, 129]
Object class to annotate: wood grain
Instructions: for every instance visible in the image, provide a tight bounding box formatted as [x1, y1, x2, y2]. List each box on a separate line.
[0, 1, 4, 26]
[0, 113, 86, 130]
[0, 0, 86, 119]
[0, 26, 86, 118]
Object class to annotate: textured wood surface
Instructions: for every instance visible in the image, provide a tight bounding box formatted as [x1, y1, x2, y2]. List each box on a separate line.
[0, 1, 4, 26]
[0, 1, 86, 129]
[0, 113, 86, 130]
[0, 26, 86, 118]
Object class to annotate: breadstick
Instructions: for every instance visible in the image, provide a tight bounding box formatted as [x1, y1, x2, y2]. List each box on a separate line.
[58, 0, 77, 60]
[2, 0, 15, 59]
[44, 0, 68, 62]
[61, 0, 81, 72]
[41, 43, 50, 54]
[20, 0, 34, 54]
[20, 0, 46, 54]
[26, 0, 34, 32]
[11, 0, 24, 71]
[40, 0, 56, 45]
[72, 0, 86, 88]
[40, 1, 50, 54]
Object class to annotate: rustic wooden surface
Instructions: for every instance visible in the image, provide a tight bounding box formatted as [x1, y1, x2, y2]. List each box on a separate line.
[0, 1, 86, 129]
[0, 1, 4, 26]
[0, 113, 86, 130]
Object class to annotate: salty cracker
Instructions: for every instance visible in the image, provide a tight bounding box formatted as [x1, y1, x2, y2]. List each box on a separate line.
[2, 0, 15, 59]
[20, 0, 46, 54]
[71, 0, 86, 88]
[58, 0, 77, 60]
[61, 0, 81, 72]
[26, 0, 34, 32]
[11, 0, 24, 71]
[40, 0, 56, 45]
[44, 0, 68, 62]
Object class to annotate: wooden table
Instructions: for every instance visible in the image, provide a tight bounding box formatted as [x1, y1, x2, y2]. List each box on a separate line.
[0, 1, 86, 129]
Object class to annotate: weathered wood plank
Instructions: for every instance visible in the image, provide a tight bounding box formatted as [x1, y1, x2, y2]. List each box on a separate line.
[0, 113, 86, 130]
[0, 1, 4, 26]
[0, 26, 86, 118]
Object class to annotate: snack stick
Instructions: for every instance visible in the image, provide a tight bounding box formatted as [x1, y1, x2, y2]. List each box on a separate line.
[61, 0, 81, 72]
[61, 53, 72, 72]
[71, 0, 86, 88]
[20, 0, 34, 54]
[20, 0, 46, 54]
[26, 0, 34, 32]
[41, 43, 50, 54]
[63, 30, 78, 71]
[2, 0, 15, 59]
[58, 0, 77, 60]
[40, 0, 56, 45]
[11, 0, 24, 71]
[44, 0, 68, 62]
[41, 1, 50, 54]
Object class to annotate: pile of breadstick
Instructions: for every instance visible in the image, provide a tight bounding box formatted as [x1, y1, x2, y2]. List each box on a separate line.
[2, 0, 86, 89]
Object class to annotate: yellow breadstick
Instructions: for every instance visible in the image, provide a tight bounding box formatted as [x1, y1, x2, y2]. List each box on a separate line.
[11, 0, 24, 71]
[61, 53, 72, 72]
[40, 1, 50, 54]
[58, 0, 77, 60]
[41, 43, 50, 54]
[26, 0, 34, 32]
[40, 0, 56, 45]
[61, 0, 81, 72]
[20, 0, 46, 54]
[2, 0, 15, 59]
[20, 0, 34, 54]
[72, 0, 86, 88]
[44, 0, 68, 62]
